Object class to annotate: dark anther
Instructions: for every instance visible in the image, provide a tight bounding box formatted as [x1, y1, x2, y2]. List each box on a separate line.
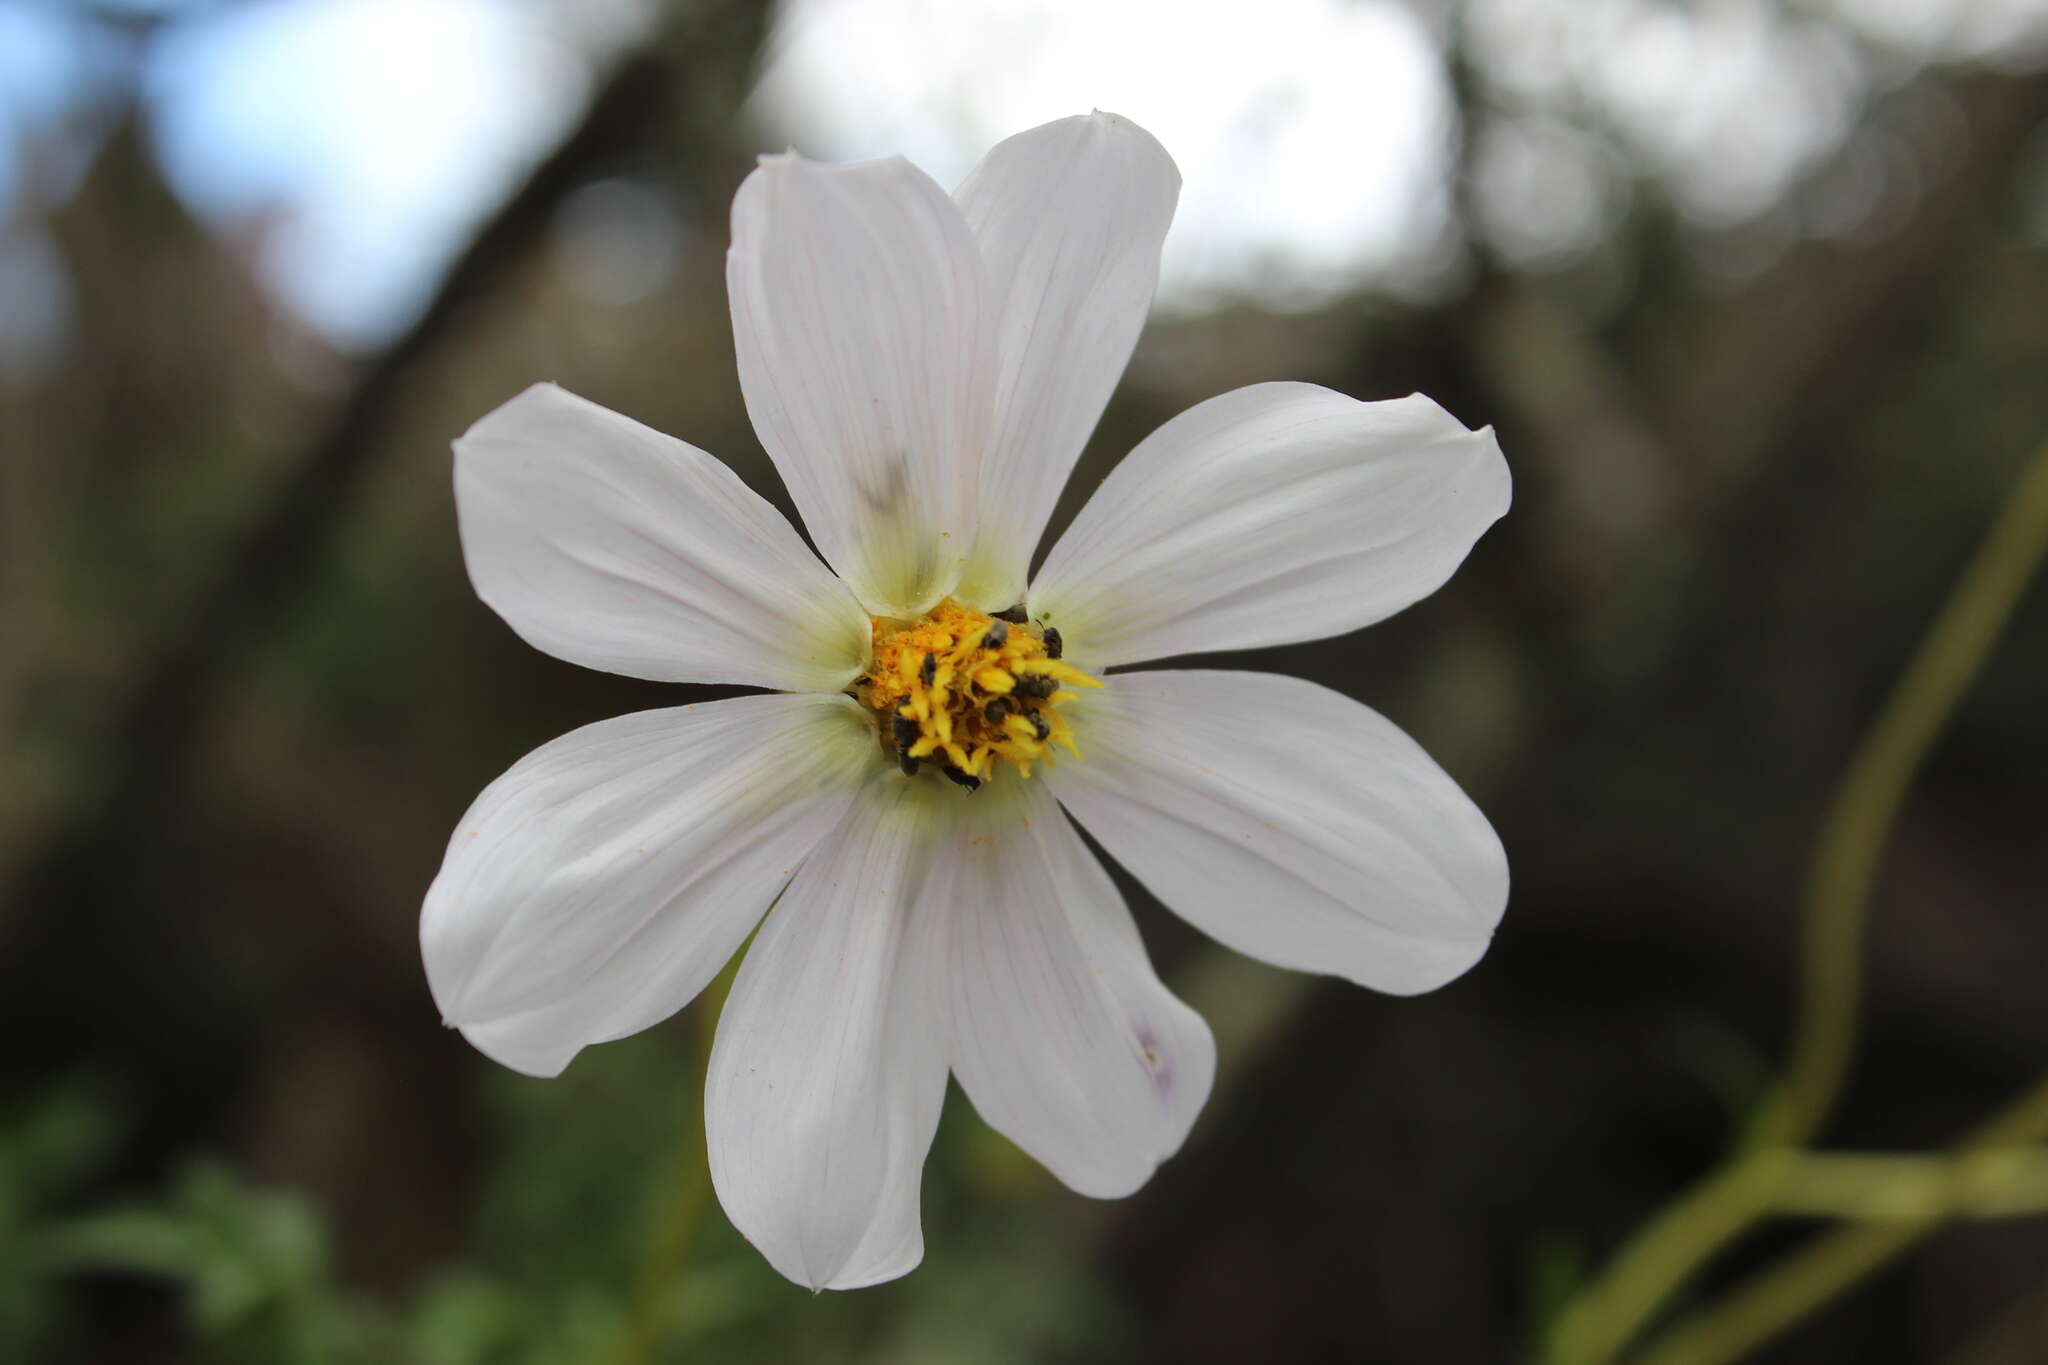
[898, 750, 920, 777]
[1014, 674, 1057, 700]
[890, 710, 920, 751]
[919, 652, 937, 685]
[981, 619, 1009, 650]
[1042, 626, 1063, 660]
[994, 604, 1028, 623]
[1029, 712, 1051, 742]
[983, 697, 1014, 724]
[939, 764, 981, 792]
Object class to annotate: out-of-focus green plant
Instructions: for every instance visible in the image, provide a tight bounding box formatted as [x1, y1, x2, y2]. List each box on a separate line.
[46, 1159, 392, 1364]
[0, 1078, 408, 1363]
[1545, 437, 2048, 1365]
[7, 999, 1127, 1363]
[0, 1078, 124, 1354]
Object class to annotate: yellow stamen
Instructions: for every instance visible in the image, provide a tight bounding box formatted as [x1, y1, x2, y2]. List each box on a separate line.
[856, 599, 1097, 789]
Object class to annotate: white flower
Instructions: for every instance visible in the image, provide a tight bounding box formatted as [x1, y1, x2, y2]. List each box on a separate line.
[422, 112, 1510, 1291]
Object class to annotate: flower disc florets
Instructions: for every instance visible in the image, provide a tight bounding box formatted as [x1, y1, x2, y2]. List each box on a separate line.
[858, 600, 1099, 789]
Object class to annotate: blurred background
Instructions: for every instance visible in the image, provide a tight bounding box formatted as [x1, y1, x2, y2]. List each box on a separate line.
[4, 0, 2048, 1360]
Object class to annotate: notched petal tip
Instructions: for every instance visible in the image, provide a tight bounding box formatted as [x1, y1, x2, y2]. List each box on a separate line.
[451, 380, 567, 452]
[1405, 395, 1512, 524]
[748, 147, 804, 178]
[1031, 109, 1181, 190]
[1414, 405, 1514, 535]
[742, 148, 924, 191]
[458, 1017, 583, 1080]
[1367, 923, 1501, 999]
[814, 1237, 927, 1292]
[1469, 422, 1514, 519]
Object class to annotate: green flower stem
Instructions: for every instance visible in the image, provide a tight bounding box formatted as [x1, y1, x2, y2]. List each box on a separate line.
[1544, 437, 2048, 1365]
[1543, 1154, 1788, 1364]
[1764, 1149, 2048, 1220]
[1634, 1079, 2048, 1365]
[610, 955, 738, 1365]
[1761, 438, 2048, 1150]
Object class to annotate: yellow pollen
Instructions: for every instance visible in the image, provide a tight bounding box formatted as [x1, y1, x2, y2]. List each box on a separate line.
[857, 599, 1098, 789]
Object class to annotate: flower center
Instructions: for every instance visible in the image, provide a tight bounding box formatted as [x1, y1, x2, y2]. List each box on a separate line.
[856, 599, 1100, 791]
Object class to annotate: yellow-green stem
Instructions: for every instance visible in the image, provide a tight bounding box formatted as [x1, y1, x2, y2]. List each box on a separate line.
[1761, 440, 2048, 1148]
[1544, 438, 2048, 1365]
[1766, 1148, 2048, 1219]
[1635, 1077, 2048, 1365]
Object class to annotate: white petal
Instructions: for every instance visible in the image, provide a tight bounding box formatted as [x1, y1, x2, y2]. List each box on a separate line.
[1048, 671, 1507, 995]
[420, 694, 873, 1078]
[455, 383, 870, 692]
[728, 152, 992, 618]
[1028, 384, 1510, 667]
[949, 112, 1179, 612]
[938, 779, 1213, 1198]
[706, 777, 952, 1291]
